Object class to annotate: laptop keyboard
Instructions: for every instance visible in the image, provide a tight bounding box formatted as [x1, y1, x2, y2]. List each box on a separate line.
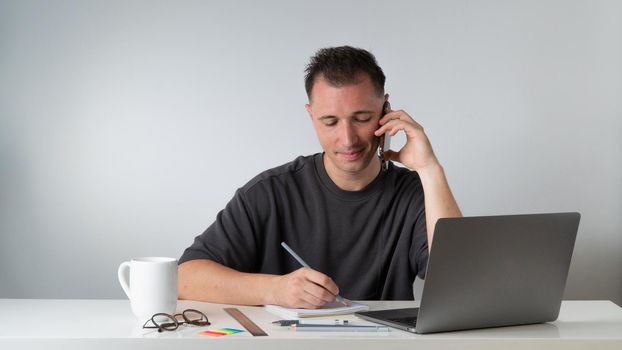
[388, 316, 418, 326]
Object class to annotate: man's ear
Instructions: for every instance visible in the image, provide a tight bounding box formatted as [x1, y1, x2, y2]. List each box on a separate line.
[384, 93, 390, 103]
[305, 103, 312, 119]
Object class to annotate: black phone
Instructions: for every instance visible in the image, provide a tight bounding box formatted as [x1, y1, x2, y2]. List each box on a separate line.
[378, 101, 391, 170]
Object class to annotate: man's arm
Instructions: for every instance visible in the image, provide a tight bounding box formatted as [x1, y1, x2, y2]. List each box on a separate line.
[375, 107, 462, 248]
[178, 187, 343, 308]
[178, 259, 341, 308]
[416, 163, 462, 248]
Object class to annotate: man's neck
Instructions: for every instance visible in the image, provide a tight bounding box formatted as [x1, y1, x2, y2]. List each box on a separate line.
[323, 155, 382, 191]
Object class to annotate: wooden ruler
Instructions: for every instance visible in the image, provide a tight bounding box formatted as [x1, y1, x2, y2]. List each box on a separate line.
[224, 307, 268, 336]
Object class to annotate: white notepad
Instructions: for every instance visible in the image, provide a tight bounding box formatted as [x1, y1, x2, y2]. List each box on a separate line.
[264, 301, 370, 318]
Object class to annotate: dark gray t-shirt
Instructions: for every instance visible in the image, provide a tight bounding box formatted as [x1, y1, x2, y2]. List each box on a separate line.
[179, 153, 428, 300]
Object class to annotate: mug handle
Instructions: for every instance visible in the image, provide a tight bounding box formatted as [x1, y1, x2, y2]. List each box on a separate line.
[117, 261, 131, 299]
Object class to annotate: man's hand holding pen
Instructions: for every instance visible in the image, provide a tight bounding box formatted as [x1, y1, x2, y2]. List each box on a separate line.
[269, 267, 342, 309]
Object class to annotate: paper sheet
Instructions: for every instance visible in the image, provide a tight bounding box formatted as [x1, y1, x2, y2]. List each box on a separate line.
[264, 301, 369, 318]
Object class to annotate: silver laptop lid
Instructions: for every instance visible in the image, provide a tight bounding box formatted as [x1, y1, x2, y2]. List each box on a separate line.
[416, 212, 580, 333]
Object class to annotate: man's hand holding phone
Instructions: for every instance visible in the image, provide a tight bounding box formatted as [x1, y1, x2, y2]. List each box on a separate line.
[374, 105, 440, 174]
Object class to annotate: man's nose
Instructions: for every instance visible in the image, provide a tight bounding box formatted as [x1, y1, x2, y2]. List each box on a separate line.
[340, 122, 358, 147]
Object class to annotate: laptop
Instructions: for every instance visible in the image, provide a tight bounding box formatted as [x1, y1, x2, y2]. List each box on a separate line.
[355, 212, 580, 334]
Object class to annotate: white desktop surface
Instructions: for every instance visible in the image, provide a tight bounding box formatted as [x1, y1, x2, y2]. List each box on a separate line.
[1, 299, 621, 349]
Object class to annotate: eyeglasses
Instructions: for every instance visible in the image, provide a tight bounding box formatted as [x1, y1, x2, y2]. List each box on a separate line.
[142, 309, 210, 332]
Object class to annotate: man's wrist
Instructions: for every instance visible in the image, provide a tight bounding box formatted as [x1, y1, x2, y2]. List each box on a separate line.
[262, 274, 280, 305]
[416, 161, 444, 185]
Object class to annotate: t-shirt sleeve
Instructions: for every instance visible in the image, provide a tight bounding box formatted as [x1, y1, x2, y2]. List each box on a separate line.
[178, 189, 260, 272]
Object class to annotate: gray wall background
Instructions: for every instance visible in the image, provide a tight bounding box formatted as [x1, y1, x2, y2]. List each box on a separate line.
[1, 0, 620, 304]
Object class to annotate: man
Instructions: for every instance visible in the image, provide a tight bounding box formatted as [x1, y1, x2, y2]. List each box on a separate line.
[178, 46, 462, 309]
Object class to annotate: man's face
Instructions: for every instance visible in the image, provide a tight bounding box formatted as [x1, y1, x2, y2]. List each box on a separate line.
[305, 74, 387, 180]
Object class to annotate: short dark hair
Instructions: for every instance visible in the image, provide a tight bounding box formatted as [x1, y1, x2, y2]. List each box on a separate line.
[304, 46, 386, 100]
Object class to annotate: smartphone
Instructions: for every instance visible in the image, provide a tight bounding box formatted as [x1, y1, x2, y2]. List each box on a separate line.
[378, 101, 391, 171]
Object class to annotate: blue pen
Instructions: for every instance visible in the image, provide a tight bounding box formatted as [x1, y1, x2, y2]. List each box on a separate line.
[290, 325, 390, 332]
[281, 242, 349, 305]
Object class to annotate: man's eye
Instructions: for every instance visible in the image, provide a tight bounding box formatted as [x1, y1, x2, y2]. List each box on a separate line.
[323, 120, 337, 126]
[355, 117, 371, 123]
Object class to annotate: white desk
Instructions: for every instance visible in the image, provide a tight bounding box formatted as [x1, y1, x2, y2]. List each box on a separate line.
[1, 299, 621, 349]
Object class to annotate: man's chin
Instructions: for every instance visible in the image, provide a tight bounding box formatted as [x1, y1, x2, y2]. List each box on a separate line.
[330, 154, 376, 174]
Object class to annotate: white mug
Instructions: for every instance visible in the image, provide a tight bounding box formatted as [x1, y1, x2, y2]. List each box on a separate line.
[117, 257, 178, 322]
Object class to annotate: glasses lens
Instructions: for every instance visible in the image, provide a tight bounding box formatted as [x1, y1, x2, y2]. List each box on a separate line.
[183, 309, 209, 326]
[152, 313, 178, 331]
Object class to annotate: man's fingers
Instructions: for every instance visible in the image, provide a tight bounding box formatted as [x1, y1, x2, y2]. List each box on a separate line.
[294, 289, 326, 309]
[376, 119, 416, 138]
[301, 268, 340, 297]
[303, 280, 338, 303]
[280, 268, 342, 309]
[289, 294, 323, 309]
[379, 109, 413, 124]
[298, 300, 322, 309]
[379, 110, 400, 125]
